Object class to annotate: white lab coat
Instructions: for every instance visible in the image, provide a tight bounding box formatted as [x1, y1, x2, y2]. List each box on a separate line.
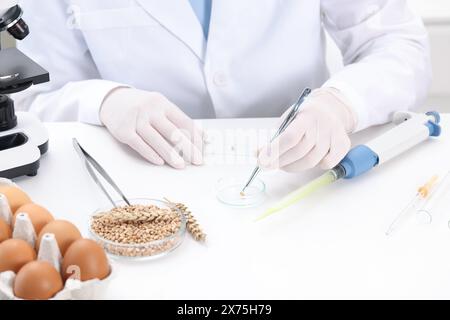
[15, 0, 431, 131]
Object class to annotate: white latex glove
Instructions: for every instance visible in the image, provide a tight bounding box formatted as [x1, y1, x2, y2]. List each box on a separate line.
[258, 88, 357, 172]
[100, 88, 203, 169]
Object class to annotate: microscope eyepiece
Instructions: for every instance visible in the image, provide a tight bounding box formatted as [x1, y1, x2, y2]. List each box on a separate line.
[0, 5, 29, 40]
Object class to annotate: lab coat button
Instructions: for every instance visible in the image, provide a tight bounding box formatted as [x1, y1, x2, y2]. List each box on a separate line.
[213, 72, 228, 87]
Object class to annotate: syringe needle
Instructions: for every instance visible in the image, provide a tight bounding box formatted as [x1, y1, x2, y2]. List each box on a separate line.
[385, 196, 418, 236]
[256, 169, 338, 221]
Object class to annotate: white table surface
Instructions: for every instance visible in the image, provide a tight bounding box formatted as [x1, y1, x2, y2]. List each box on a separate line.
[11, 116, 450, 300]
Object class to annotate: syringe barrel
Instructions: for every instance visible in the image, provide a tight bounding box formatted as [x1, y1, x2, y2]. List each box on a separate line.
[337, 111, 441, 180]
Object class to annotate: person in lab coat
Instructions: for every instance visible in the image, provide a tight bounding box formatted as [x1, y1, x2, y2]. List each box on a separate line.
[15, 0, 431, 170]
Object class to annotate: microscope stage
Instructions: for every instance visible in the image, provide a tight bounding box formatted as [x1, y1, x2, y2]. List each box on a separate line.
[0, 48, 49, 93]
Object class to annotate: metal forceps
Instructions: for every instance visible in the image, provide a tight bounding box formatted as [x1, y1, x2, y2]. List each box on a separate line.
[241, 88, 312, 194]
[72, 138, 130, 208]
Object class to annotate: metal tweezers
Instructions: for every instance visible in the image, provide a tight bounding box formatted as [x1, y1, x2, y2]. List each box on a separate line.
[241, 88, 312, 194]
[72, 138, 130, 207]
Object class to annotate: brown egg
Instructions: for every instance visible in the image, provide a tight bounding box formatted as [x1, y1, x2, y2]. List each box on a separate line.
[62, 239, 109, 282]
[14, 261, 63, 300]
[0, 186, 32, 213]
[0, 239, 36, 273]
[0, 218, 12, 243]
[37, 220, 82, 255]
[14, 203, 54, 234]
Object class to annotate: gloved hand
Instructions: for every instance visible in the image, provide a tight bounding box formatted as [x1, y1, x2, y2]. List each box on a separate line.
[100, 88, 204, 169]
[258, 88, 357, 172]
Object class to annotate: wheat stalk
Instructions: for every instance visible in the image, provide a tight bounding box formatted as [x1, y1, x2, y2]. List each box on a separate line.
[165, 198, 207, 242]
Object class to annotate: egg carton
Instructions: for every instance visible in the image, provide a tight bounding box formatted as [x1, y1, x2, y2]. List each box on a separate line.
[0, 179, 114, 300]
[0, 266, 114, 300]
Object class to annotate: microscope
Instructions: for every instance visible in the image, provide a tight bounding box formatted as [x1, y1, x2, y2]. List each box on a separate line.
[0, 0, 49, 179]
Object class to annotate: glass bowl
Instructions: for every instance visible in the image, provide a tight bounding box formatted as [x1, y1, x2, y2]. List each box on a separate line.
[89, 198, 186, 261]
[215, 177, 266, 208]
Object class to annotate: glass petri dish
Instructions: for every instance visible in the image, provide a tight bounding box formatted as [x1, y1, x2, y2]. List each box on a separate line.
[216, 177, 266, 208]
[89, 198, 186, 261]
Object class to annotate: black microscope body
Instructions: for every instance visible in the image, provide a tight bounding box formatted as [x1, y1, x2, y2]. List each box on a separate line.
[0, 4, 50, 179]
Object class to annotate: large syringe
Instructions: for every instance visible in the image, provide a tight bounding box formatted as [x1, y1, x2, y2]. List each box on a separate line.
[257, 111, 442, 221]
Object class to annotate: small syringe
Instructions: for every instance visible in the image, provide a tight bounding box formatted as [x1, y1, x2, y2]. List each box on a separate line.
[385, 175, 439, 236]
